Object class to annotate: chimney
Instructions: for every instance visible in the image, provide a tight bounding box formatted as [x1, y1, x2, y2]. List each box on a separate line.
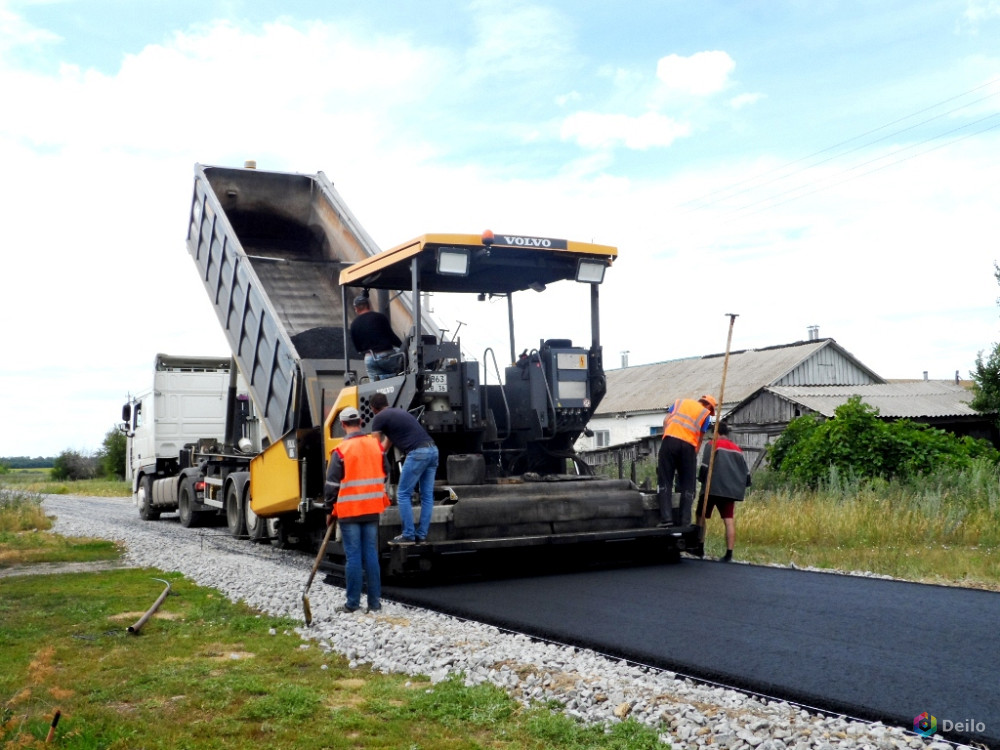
[621, 350, 629, 368]
[807, 325, 819, 341]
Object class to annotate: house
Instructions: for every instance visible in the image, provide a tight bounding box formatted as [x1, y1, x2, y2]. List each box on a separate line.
[579, 337, 994, 471]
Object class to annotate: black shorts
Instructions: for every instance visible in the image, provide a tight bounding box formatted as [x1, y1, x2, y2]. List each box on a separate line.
[700, 496, 735, 519]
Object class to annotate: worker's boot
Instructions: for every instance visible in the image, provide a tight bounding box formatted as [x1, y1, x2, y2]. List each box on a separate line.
[657, 489, 673, 526]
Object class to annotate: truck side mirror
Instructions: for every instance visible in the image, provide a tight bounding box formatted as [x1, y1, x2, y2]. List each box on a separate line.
[122, 404, 131, 423]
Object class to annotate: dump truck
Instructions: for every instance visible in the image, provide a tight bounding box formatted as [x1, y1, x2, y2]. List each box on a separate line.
[122, 163, 419, 542]
[125, 163, 698, 577]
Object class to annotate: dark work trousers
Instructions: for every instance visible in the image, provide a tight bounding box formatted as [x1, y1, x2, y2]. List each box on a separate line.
[657, 435, 698, 526]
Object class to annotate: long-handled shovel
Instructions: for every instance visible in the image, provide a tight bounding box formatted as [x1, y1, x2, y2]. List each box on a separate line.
[697, 313, 738, 547]
[303, 518, 337, 626]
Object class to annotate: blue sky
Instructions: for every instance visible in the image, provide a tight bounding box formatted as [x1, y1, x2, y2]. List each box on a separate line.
[1, 0, 999, 457]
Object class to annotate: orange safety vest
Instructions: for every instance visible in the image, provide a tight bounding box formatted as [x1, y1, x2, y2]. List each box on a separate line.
[331, 436, 390, 519]
[662, 398, 710, 448]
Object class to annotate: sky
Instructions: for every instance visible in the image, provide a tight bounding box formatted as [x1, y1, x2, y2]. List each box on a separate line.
[1, 0, 999, 458]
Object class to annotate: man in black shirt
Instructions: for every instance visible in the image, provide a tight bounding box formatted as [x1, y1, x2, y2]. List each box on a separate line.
[370, 392, 439, 545]
[349, 294, 402, 381]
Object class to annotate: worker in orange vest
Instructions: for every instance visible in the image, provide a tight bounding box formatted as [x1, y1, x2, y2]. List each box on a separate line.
[324, 406, 391, 614]
[657, 394, 717, 527]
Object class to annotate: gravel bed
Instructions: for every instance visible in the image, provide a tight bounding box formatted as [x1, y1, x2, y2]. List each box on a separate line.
[42, 494, 968, 750]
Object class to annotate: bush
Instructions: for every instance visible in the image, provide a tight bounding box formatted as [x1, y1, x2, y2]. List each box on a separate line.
[51, 450, 98, 481]
[0, 490, 50, 532]
[767, 396, 999, 488]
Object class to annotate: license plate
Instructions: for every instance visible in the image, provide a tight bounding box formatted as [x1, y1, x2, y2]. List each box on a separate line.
[427, 374, 448, 393]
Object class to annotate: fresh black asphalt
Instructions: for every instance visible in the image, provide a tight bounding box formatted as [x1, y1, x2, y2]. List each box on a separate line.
[383, 558, 999, 747]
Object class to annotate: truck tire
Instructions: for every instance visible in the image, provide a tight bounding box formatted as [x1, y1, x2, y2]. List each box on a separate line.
[225, 482, 248, 539]
[244, 492, 268, 543]
[178, 478, 205, 529]
[138, 476, 160, 521]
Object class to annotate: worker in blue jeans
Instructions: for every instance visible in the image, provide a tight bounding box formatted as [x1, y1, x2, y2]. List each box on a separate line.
[323, 406, 390, 613]
[369, 392, 439, 544]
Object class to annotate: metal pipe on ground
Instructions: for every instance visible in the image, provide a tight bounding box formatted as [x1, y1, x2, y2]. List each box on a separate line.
[128, 578, 172, 635]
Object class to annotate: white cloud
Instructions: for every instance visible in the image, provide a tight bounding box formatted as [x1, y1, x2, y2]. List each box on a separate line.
[655, 50, 736, 96]
[963, 0, 1000, 24]
[555, 90, 582, 107]
[560, 110, 691, 149]
[730, 92, 764, 109]
[0, 18, 446, 160]
[466, 0, 575, 79]
[0, 5, 59, 54]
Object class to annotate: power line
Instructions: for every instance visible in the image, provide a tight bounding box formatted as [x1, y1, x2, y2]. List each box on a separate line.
[679, 77, 1000, 216]
[724, 113, 1000, 221]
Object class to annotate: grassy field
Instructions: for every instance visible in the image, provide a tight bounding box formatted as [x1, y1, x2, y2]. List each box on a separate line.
[0, 489, 664, 749]
[724, 466, 1000, 591]
[606, 460, 1000, 591]
[0, 468, 128, 498]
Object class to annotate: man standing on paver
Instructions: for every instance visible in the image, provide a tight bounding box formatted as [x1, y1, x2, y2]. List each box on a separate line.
[369, 392, 438, 545]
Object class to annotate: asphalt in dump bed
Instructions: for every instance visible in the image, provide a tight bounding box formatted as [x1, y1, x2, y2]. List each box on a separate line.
[383, 559, 999, 746]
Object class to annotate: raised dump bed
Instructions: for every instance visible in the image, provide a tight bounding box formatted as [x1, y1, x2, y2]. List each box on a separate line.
[186, 163, 431, 443]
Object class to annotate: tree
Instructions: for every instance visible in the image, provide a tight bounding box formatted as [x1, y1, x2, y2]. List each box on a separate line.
[970, 262, 1000, 416]
[98, 427, 128, 480]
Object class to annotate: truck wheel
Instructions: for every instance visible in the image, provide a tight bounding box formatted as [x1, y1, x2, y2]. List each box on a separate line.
[178, 478, 205, 528]
[138, 476, 160, 521]
[225, 483, 248, 539]
[244, 493, 267, 543]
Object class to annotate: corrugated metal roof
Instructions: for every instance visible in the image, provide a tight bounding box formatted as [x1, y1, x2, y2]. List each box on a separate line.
[767, 381, 980, 419]
[598, 338, 878, 416]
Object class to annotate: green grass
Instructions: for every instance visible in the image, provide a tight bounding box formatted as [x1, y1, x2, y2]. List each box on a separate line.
[701, 467, 1000, 590]
[0, 491, 121, 568]
[0, 569, 665, 749]
[0, 500, 667, 749]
